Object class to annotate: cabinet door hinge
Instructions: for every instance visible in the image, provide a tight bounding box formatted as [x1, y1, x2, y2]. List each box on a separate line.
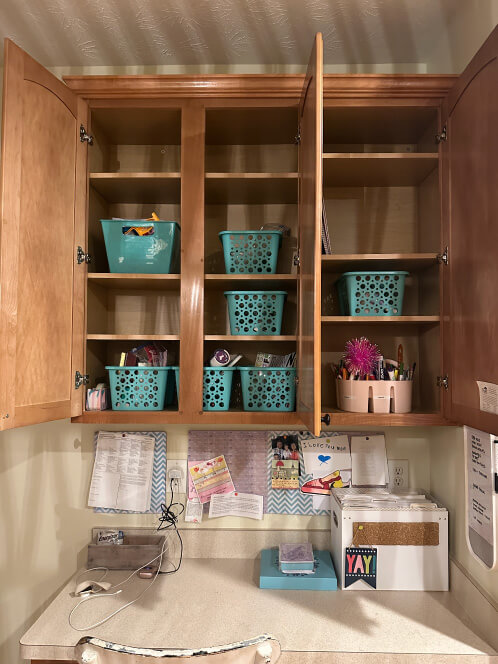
[77, 246, 92, 264]
[294, 127, 301, 145]
[75, 371, 89, 389]
[293, 249, 300, 267]
[435, 125, 447, 143]
[80, 124, 94, 145]
[437, 375, 449, 390]
[437, 246, 449, 265]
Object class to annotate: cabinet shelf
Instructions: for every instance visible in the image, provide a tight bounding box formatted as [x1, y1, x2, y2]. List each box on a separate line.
[87, 334, 180, 341]
[88, 274, 181, 290]
[321, 316, 439, 325]
[204, 335, 296, 341]
[72, 410, 303, 425]
[320, 408, 449, 426]
[205, 173, 298, 204]
[205, 274, 297, 289]
[321, 253, 439, 273]
[322, 153, 438, 186]
[89, 172, 181, 203]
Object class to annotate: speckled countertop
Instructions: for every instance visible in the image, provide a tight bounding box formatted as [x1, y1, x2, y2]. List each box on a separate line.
[20, 529, 497, 662]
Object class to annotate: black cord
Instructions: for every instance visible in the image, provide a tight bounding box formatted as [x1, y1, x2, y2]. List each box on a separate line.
[156, 478, 185, 574]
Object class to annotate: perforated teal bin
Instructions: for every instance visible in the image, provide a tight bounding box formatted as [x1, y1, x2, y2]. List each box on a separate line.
[219, 230, 282, 274]
[240, 367, 296, 411]
[101, 220, 180, 274]
[172, 366, 237, 411]
[337, 271, 409, 316]
[106, 366, 169, 410]
[224, 290, 286, 335]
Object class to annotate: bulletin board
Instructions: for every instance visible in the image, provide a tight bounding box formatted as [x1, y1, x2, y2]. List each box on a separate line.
[93, 431, 167, 514]
[188, 430, 268, 510]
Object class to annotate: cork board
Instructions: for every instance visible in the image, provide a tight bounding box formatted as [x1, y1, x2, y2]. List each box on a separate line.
[353, 521, 439, 546]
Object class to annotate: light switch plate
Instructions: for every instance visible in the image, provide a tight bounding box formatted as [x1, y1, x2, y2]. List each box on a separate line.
[387, 459, 409, 489]
[166, 459, 188, 494]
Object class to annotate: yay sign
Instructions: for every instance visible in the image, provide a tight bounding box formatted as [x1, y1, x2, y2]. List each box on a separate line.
[344, 547, 377, 588]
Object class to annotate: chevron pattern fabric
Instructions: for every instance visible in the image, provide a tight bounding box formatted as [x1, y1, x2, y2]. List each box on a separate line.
[94, 431, 166, 514]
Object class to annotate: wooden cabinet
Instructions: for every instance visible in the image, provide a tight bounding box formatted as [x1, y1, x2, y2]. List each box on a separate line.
[1, 27, 497, 435]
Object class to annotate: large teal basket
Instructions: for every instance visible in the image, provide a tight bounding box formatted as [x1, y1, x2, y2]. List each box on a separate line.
[239, 367, 296, 411]
[106, 366, 169, 410]
[224, 290, 286, 335]
[337, 271, 409, 316]
[172, 366, 237, 411]
[101, 220, 180, 273]
[219, 230, 282, 274]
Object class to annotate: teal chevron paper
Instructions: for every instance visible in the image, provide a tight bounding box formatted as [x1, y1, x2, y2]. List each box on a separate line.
[94, 431, 166, 514]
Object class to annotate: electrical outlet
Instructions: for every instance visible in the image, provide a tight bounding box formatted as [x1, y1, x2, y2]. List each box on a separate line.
[387, 459, 409, 490]
[166, 459, 188, 494]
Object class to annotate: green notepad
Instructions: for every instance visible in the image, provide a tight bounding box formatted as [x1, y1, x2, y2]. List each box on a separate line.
[259, 549, 337, 590]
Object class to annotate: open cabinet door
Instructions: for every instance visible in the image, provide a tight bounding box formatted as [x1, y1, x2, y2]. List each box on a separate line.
[297, 33, 323, 435]
[441, 26, 498, 435]
[0, 40, 88, 429]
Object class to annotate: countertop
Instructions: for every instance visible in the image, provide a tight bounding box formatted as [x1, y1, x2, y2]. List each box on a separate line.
[21, 550, 497, 662]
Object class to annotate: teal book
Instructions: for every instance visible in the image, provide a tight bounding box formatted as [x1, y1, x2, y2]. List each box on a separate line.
[259, 549, 337, 590]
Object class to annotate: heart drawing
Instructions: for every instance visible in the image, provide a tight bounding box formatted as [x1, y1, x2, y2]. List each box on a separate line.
[318, 454, 331, 464]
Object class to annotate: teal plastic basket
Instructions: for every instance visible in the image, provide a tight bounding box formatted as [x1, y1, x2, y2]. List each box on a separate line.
[219, 230, 282, 274]
[172, 366, 236, 411]
[239, 367, 296, 411]
[224, 290, 286, 335]
[101, 220, 180, 274]
[337, 271, 409, 316]
[106, 366, 169, 410]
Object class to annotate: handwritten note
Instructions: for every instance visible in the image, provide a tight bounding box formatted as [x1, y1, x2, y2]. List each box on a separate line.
[466, 427, 494, 545]
[350, 435, 388, 486]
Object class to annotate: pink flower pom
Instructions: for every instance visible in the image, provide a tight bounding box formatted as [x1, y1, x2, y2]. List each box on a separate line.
[343, 337, 380, 378]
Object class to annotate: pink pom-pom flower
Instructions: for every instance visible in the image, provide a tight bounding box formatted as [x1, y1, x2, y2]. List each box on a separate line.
[343, 336, 380, 378]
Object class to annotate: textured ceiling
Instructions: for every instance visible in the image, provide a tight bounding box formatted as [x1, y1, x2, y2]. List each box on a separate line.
[0, 0, 461, 67]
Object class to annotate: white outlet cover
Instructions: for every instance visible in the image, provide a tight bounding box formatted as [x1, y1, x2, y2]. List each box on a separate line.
[387, 459, 409, 489]
[166, 459, 188, 494]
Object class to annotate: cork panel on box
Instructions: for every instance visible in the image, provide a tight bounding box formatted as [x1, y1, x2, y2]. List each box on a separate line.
[353, 521, 439, 546]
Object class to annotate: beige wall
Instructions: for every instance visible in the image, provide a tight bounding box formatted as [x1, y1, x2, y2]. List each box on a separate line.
[430, 427, 498, 605]
[427, 0, 498, 74]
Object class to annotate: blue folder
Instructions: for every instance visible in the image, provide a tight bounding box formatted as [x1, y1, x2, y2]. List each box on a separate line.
[259, 548, 337, 590]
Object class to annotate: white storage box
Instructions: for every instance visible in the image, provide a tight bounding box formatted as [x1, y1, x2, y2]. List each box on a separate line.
[330, 488, 448, 591]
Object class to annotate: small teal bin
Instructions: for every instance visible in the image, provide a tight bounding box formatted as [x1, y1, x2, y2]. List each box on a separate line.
[106, 366, 169, 410]
[337, 271, 409, 316]
[101, 220, 180, 274]
[172, 366, 237, 411]
[219, 230, 282, 274]
[239, 367, 296, 411]
[224, 290, 286, 335]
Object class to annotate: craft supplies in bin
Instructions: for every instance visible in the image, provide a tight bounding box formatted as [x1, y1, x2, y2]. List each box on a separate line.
[225, 290, 286, 335]
[219, 230, 282, 274]
[239, 366, 296, 411]
[101, 219, 180, 273]
[172, 366, 237, 411]
[337, 271, 408, 316]
[86, 384, 111, 411]
[106, 366, 170, 410]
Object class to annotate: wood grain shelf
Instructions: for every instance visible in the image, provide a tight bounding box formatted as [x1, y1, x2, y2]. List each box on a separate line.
[89, 172, 181, 203]
[87, 334, 180, 341]
[205, 173, 298, 204]
[321, 253, 439, 272]
[322, 153, 438, 186]
[320, 408, 449, 426]
[205, 274, 297, 289]
[321, 316, 440, 324]
[88, 274, 181, 290]
[204, 335, 297, 341]
[72, 410, 304, 425]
